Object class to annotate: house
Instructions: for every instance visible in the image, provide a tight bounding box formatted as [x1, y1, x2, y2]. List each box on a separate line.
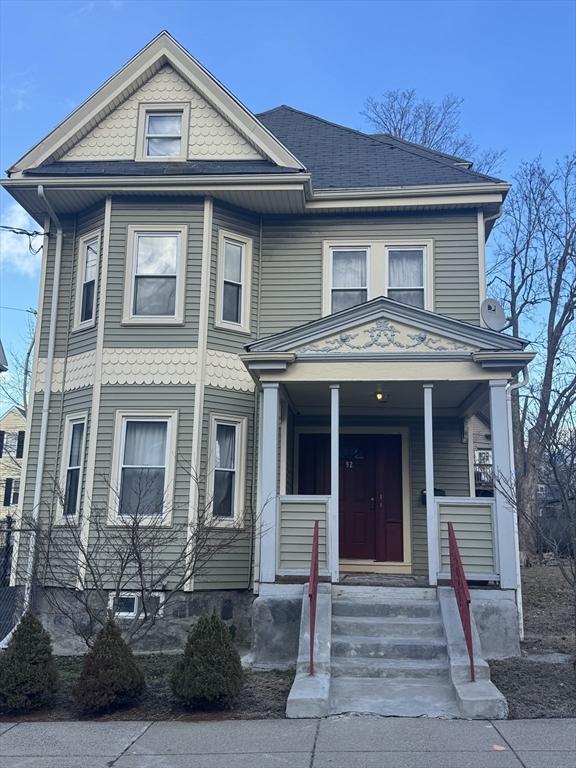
[2, 32, 533, 715]
[0, 406, 26, 519]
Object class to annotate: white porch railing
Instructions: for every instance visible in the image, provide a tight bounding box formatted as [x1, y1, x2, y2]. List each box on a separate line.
[276, 496, 331, 577]
[436, 497, 498, 581]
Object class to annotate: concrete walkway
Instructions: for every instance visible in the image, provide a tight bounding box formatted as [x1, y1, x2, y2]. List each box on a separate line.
[0, 717, 574, 767]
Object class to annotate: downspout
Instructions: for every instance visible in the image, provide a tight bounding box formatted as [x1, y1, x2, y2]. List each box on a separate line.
[507, 367, 529, 640]
[23, 185, 63, 610]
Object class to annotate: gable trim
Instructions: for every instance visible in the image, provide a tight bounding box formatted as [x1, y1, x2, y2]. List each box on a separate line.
[9, 32, 305, 175]
[246, 297, 528, 354]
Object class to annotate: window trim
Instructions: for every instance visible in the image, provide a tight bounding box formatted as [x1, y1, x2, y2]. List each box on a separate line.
[108, 410, 178, 525]
[206, 413, 247, 527]
[136, 102, 190, 162]
[57, 412, 88, 523]
[73, 230, 101, 331]
[123, 224, 188, 325]
[322, 238, 434, 315]
[215, 229, 253, 334]
[3, 478, 19, 507]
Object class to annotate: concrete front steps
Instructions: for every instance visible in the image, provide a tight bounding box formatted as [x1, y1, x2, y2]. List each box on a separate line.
[329, 586, 461, 718]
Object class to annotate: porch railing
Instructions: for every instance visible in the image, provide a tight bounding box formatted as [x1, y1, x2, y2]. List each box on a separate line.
[448, 521, 475, 682]
[308, 520, 319, 676]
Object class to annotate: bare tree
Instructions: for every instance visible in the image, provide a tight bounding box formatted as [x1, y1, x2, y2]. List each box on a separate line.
[490, 156, 576, 553]
[28, 465, 256, 647]
[363, 89, 504, 174]
[0, 312, 35, 415]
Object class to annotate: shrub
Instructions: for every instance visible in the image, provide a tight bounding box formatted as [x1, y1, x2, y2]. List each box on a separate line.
[0, 611, 58, 713]
[73, 620, 145, 714]
[171, 614, 243, 708]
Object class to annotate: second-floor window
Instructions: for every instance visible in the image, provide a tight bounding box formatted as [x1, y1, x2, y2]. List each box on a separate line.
[216, 230, 253, 332]
[61, 415, 86, 518]
[124, 226, 187, 324]
[75, 231, 100, 328]
[331, 248, 368, 313]
[386, 247, 426, 309]
[3, 478, 19, 507]
[0, 430, 24, 459]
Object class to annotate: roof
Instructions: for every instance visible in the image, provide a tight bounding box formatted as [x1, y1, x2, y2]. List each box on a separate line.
[24, 160, 299, 177]
[257, 106, 504, 190]
[0, 341, 7, 373]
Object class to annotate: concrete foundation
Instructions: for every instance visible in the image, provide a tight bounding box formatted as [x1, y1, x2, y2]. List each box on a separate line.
[35, 588, 255, 654]
[251, 585, 303, 670]
[470, 589, 521, 659]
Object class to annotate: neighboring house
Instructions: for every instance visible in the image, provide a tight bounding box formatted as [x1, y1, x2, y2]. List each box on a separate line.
[0, 406, 26, 518]
[2, 33, 533, 711]
[0, 342, 7, 374]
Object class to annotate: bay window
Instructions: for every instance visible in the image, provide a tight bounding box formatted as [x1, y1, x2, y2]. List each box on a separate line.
[208, 415, 246, 524]
[60, 414, 87, 518]
[216, 230, 252, 332]
[75, 231, 100, 328]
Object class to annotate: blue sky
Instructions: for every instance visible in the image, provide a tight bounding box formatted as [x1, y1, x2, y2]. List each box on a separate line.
[1, 0, 575, 385]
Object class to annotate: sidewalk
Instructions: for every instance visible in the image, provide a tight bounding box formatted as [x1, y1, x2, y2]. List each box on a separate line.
[0, 716, 574, 767]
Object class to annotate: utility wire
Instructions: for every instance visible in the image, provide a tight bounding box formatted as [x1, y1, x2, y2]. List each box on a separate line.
[0, 224, 45, 256]
[0, 306, 37, 315]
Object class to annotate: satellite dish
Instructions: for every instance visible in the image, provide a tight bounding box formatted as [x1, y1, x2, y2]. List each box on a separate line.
[481, 298, 507, 331]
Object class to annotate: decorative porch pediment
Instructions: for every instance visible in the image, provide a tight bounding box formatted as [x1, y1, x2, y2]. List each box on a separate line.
[246, 297, 528, 360]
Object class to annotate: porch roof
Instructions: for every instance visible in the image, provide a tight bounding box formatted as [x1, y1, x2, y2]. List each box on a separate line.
[243, 298, 533, 379]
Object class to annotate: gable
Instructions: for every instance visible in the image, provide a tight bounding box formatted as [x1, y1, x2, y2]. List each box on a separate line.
[292, 317, 480, 356]
[61, 65, 263, 162]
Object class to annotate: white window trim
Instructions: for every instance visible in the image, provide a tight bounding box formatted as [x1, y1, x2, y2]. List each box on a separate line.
[107, 591, 165, 619]
[135, 102, 190, 162]
[322, 238, 434, 316]
[215, 229, 253, 334]
[122, 224, 187, 325]
[57, 412, 88, 523]
[206, 413, 247, 528]
[108, 410, 178, 526]
[73, 230, 101, 332]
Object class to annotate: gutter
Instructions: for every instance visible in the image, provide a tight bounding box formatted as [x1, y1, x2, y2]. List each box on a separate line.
[22, 185, 63, 610]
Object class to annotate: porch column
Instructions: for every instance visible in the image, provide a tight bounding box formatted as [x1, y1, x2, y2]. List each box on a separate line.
[423, 384, 438, 585]
[329, 384, 340, 582]
[259, 382, 280, 583]
[489, 379, 518, 589]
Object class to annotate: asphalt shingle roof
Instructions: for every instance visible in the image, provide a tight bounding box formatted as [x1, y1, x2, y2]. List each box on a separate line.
[257, 106, 504, 190]
[24, 160, 298, 177]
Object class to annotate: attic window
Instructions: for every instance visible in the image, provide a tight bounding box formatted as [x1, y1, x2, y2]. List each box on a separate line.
[145, 112, 182, 157]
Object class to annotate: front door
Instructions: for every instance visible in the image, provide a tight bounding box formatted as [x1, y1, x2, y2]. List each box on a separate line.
[298, 433, 404, 562]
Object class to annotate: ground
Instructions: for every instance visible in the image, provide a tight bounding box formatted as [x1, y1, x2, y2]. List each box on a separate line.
[490, 564, 575, 718]
[0, 656, 293, 722]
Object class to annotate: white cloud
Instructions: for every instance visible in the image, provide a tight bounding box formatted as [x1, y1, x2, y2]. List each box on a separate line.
[0, 202, 43, 276]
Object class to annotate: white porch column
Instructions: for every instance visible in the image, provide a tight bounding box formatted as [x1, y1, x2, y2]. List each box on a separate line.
[489, 379, 518, 589]
[259, 382, 280, 583]
[423, 384, 438, 585]
[329, 384, 340, 583]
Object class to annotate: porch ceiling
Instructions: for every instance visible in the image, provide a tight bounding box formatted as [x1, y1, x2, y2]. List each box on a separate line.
[283, 379, 488, 416]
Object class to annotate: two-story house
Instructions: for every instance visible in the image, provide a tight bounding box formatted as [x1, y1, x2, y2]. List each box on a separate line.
[2, 32, 532, 716]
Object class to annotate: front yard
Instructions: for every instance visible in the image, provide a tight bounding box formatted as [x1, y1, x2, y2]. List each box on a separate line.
[490, 564, 575, 718]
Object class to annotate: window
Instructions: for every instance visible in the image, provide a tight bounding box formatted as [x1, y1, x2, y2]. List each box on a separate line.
[208, 415, 246, 524]
[124, 226, 187, 324]
[108, 591, 165, 619]
[216, 230, 253, 332]
[75, 232, 100, 328]
[330, 248, 368, 313]
[16, 431, 25, 459]
[61, 415, 86, 518]
[386, 247, 426, 308]
[3, 478, 19, 507]
[136, 103, 190, 161]
[111, 412, 177, 522]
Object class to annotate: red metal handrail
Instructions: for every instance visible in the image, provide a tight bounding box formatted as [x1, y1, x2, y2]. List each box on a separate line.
[447, 521, 475, 682]
[308, 520, 320, 676]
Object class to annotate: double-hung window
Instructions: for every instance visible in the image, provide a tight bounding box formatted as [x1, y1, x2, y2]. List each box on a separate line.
[209, 415, 245, 524]
[216, 230, 252, 332]
[75, 231, 100, 328]
[330, 248, 368, 313]
[61, 415, 86, 518]
[145, 112, 182, 158]
[125, 226, 187, 323]
[113, 412, 176, 521]
[386, 247, 426, 309]
[3, 478, 19, 507]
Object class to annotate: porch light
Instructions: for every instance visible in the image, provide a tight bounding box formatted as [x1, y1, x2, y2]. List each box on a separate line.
[375, 389, 388, 402]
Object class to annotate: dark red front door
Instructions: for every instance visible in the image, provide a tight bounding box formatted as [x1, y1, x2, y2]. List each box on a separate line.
[298, 433, 404, 562]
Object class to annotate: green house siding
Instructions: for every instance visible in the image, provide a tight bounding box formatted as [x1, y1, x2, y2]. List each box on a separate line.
[207, 203, 261, 354]
[259, 210, 480, 336]
[104, 197, 204, 348]
[194, 386, 256, 590]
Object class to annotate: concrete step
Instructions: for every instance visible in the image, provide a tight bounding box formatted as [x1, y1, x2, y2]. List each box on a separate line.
[332, 598, 440, 619]
[332, 635, 448, 661]
[331, 657, 450, 680]
[332, 586, 437, 601]
[332, 615, 444, 639]
[328, 677, 461, 718]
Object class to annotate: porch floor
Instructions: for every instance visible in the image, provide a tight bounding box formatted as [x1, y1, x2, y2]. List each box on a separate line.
[339, 574, 430, 588]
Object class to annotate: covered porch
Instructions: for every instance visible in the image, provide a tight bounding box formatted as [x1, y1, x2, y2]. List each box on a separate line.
[243, 297, 533, 592]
